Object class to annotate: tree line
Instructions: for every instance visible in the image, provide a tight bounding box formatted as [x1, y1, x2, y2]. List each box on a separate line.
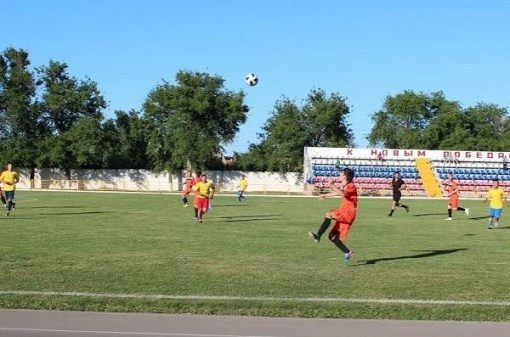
[1, 47, 509, 176]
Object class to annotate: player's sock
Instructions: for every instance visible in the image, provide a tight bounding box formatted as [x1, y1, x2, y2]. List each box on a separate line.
[329, 236, 350, 254]
[183, 197, 188, 205]
[457, 207, 465, 211]
[488, 218, 494, 228]
[388, 209, 394, 216]
[0, 195, 5, 205]
[448, 209, 452, 218]
[194, 207, 198, 218]
[316, 218, 332, 238]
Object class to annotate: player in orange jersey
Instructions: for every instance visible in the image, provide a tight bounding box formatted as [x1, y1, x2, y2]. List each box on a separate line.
[444, 173, 469, 220]
[308, 168, 358, 264]
[182, 171, 195, 207]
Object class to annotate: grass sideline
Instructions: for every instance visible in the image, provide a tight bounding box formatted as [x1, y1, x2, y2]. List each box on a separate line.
[1, 191, 509, 321]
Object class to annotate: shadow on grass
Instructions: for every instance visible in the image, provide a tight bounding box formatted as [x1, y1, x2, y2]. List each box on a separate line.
[213, 215, 276, 219]
[40, 211, 111, 216]
[412, 213, 447, 217]
[223, 217, 281, 223]
[30, 206, 89, 209]
[469, 216, 488, 220]
[355, 248, 467, 266]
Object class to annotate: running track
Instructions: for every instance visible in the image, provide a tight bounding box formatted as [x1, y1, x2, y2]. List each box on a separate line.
[0, 310, 509, 337]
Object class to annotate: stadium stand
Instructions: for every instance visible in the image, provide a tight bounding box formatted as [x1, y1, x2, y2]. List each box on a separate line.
[304, 147, 510, 197]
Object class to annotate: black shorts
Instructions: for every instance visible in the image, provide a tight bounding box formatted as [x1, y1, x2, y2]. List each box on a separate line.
[393, 193, 401, 202]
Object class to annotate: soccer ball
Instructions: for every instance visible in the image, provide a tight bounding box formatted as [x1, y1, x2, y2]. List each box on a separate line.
[245, 73, 258, 86]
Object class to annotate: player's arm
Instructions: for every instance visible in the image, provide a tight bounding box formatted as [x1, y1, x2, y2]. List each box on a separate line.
[209, 184, 215, 199]
[483, 191, 490, 204]
[400, 183, 408, 192]
[320, 185, 345, 200]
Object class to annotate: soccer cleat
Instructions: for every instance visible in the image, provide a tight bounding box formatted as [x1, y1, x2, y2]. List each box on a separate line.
[308, 232, 320, 243]
[405, 206, 410, 213]
[183, 204, 189, 208]
[465, 208, 469, 216]
[494, 221, 499, 228]
[445, 217, 453, 221]
[343, 251, 354, 264]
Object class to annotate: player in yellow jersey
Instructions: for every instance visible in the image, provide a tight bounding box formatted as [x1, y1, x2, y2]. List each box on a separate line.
[192, 173, 215, 223]
[0, 163, 19, 216]
[236, 175, 248, 202]
[483, 179, 509, 229]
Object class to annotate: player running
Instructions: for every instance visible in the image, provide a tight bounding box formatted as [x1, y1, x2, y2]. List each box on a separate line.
[237, 175, 248, 202]
[308, 168, 358, 265]
[484, 178, 509, 229]
[444, 173, 469, 220]
[192, 173, 215, 223]
[181, 171, 195, 207]
[388, 171, 409, 216]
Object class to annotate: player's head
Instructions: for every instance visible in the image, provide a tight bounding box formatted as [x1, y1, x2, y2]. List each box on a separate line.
[186, 170, 192, 177]
[492, 178, 499, 187]
[393, 171, 401, 179]
[201, 173, 207, 181]
[6, 163, 12, 171]
[342, 168, 354, 183]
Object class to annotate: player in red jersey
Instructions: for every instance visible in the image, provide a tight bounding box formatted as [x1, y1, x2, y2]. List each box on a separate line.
[181, 171, 195, 207]
[309, 168, 358, 264]
[192, 171, 203, 219]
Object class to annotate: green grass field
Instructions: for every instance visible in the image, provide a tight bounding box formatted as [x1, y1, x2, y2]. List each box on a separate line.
[1, 191, 510, 321]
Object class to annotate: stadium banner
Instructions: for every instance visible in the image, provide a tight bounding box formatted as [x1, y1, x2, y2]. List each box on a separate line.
[305, 147, 510, 162]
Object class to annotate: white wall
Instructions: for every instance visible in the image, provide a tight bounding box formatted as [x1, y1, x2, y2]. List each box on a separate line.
[14, 168, 304, 193]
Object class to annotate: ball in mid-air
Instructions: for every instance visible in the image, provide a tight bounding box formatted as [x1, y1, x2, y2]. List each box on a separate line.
[245, 73, 258, 86]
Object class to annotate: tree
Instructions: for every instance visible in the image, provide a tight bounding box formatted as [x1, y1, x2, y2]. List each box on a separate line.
[236, 89, 354, 173]
[0, 48, 44, 167]
[37, 61, 107, 177]
[462, 103, 510, 151]
[367, 90, 455, 149]
[302, 88, 353, 147]
[143, 70, 248, 172]
[103, 110, 150, 169]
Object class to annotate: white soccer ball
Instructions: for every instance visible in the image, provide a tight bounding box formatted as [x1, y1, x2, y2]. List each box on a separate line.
[245, 73, 258, 86]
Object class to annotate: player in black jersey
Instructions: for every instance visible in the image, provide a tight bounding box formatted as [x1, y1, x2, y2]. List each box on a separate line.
[388, 171, 409, 216]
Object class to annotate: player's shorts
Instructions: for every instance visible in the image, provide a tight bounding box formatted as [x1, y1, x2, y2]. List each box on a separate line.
[448, 196, 459, 209]
[4, 190, 14, 200]
[196, 197, 209, 210]
[330, 207, 356, 224]
[393, 192, 401, 202]
[330, 222, 352, 241]
[489, 208, 502, 218]
[329, 208, 356, 241]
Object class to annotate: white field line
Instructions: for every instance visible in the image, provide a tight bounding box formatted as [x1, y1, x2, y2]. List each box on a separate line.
[0, 327, 269, 337]
[0, 290, 509, 307]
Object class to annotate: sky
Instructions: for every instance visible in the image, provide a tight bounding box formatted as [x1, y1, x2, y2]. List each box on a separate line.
[2, 0, 510, 154]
